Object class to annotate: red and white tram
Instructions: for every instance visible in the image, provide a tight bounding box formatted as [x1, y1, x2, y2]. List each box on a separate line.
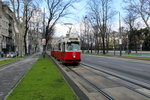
[51, 34, 81, 64]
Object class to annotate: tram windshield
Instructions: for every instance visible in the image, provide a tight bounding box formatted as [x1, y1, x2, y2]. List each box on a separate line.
[67, 42, 80, 51]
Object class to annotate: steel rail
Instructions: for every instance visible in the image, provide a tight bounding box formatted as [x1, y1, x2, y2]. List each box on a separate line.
[64, 65, 114, 100]
[81, 63, 150, 98]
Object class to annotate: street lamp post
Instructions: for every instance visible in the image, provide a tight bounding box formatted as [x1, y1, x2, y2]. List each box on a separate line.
[119, 12, 122, 56]
[113, 38, 116, 55]
[42, 8, 46, 58]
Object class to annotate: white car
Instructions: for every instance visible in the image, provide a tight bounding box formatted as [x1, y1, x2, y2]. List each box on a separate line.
[6, 52, 16, 58]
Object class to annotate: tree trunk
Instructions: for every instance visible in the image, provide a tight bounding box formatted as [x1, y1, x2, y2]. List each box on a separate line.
[87, 40, 90, 54]
[102, 36, 106, 54]
[97, 39, 100, 54]
[91, 43, 93, 54]
[18, 25, 24, 56]
[24, 28, 28, 55]
[24, 5, 28, 55]
[106, 34, 109, 53]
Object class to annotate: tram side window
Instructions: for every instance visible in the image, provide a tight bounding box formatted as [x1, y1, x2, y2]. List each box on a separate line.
[62, 42, 65, 51]
[58, 43, 61, 50]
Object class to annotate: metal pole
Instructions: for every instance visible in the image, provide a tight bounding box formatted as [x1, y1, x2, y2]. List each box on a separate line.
[114, 40, 116, 55]
[42, 8, 46, 57]
[68, 27, 72, 34]
[64, 23, 72, 36]
[119, 12, 122, 56]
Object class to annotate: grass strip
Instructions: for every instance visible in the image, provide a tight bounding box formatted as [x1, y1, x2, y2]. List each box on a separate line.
[7, 55, 78, 100]
[84, 53, 150, 60]
[0, 54, 31, 67]
[122, 56, 150, 60]
[0, 55, 30, 66]
[0, 58, 19, 66]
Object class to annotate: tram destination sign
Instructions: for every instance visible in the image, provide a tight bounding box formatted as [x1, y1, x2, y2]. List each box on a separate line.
[69, 38, 78, 40]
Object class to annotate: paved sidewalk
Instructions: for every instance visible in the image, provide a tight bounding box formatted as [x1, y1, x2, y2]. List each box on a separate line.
[0, 58, 10, 61]
[0, 54, 39, 100]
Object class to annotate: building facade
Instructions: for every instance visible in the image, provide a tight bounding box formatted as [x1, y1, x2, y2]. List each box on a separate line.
[0, 1, 15, 56]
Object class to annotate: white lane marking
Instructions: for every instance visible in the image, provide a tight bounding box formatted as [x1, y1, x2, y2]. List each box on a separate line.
[98, 60, 108, 63]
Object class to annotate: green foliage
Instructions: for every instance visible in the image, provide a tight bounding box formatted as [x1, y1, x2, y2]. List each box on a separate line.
[83, 53, 150, 60]
[7, 55, 78, 100]
[128, 28, 150, 51]
[123, 56, 150, 60]
[143, 36, 150, 50]
[141, 28, 150, 50]
[0, 54, 32, 67]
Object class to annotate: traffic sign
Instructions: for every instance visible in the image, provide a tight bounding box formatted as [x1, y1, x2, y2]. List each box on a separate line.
[42, 39, 46, 45]
[119, 39, 122, 45]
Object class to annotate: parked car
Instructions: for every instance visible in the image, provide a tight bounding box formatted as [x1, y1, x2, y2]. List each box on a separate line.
[6, 52, 17, 58]
[15, 51, 19, 56]
[0, 52, 4, 57]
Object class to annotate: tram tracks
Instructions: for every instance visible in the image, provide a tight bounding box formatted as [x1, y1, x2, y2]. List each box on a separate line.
[81, 62, 150, 98]
[51, 56, 114, 100]
[64, 63, 150, 99]
[65, 65, 114, 100]
[51, 56, 150, 100]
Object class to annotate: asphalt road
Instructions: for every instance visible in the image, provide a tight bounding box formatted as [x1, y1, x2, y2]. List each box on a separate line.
[81, 54, 150, 86]
[0, 54, 39, 100]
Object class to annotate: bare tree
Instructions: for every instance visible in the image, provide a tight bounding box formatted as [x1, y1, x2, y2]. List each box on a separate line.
[8, 0, 28, 56]
[124, 0, 150, 30]
[24, 1, 38, 55]
[124, 2, 142, 53]
[44, 0, 78, 52]
[85, 17, 96, 54]
[93, 25, 100, 54]
[83, 16, 91, 53]
[6, 0, 39, 56]
[89, 29, 95, 54]
[28, 21, 42, 53]
[79, 22, 86, 53]
[88, 0, 115, 54]
[106, 25, 111, 53]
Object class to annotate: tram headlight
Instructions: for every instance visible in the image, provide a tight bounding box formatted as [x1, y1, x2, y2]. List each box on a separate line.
[73, 52, 76, 58]
[73, 55, 76, 58]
